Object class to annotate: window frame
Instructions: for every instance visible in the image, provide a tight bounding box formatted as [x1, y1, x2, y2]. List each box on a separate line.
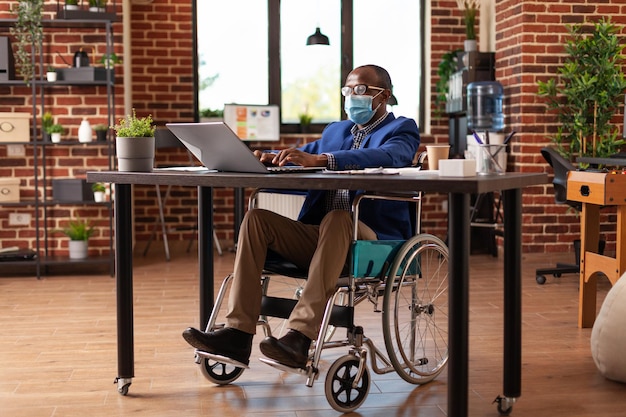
[192, 0, 426, 134]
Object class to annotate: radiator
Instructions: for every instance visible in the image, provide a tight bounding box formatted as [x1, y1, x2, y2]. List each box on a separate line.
[256, 192, 305, 220]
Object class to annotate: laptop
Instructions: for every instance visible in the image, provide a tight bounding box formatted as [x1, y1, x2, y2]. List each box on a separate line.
[166, 122, 323, 174]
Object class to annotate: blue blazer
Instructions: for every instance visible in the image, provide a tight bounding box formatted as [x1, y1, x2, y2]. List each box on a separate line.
[297, 113, 421, 240]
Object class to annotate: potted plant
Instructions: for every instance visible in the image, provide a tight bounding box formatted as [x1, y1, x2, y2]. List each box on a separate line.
[9, 0, 44, 85]
[298, 112, 313, 133]
[457, 0, 480, 52]
[537, 18, 626, 162]
[199, 108, 224, 122]
[89, 0, 107, 13]
[47, 123, 64, 143]
[91, 182, 106, 202]
[42, 111, 53, 141]
[46, 66, 57, 82]
[65, 0, 79, 11]
[56, 217, 96, 260]
[112, 109, 156, 172]
[94, 124, 109, 142]
[99, 52, 121, 69]
[435, 49, 463, 115]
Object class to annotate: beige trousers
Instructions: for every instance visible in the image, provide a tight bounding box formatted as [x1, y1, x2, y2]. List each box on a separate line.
[225, 208, 377, 340]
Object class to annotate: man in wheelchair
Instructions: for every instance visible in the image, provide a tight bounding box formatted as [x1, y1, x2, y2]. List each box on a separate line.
[183, 64, 421, 369]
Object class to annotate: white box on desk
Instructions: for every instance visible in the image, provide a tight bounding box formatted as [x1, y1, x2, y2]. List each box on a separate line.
[0, 112, 30, 142]
[0, 178, 20, 202]
[438, 159, 477, 177]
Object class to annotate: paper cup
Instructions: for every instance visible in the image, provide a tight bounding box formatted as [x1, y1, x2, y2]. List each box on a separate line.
[426, 145, 450, 170]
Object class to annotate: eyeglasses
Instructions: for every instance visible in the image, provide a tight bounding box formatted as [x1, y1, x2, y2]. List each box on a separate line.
[341, 84, 385, 97]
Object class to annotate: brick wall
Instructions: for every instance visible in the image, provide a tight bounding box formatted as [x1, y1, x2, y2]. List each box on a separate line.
[1, 0, 625, 261]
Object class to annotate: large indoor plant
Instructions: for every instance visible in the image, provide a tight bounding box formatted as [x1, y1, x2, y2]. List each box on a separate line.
[537, 18, 626, 161]
[10, 0, 44, 84]
[112, 109, 156, 172]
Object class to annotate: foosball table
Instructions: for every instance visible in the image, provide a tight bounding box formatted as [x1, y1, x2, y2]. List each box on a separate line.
[567, 170, 626, 328]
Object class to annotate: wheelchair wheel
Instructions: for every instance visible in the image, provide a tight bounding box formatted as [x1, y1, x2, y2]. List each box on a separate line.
[324, 354, 370, 413]
[382, 233, 449, 384]
[199, 357, 245, 385]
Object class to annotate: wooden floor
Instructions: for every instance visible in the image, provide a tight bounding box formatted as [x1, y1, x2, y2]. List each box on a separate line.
[1, 246, 624, 417]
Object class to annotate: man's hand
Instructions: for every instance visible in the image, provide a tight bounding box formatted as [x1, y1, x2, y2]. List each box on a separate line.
[254, 148, 328, 167]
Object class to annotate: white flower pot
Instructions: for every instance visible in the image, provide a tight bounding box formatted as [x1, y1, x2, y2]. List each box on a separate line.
[94, 191, 106, 202]
[51, 133, 61, 143]
[46, 72, 57, 82]
[464, 39, 477, 52]
[69, 240, 88, 260]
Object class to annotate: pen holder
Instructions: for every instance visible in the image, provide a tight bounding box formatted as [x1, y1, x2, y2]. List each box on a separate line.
[477, 144, 507, 175]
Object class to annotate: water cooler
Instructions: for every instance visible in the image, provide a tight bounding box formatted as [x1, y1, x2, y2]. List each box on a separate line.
[446, 52, 502, 255]
[446, 51, 495, 158]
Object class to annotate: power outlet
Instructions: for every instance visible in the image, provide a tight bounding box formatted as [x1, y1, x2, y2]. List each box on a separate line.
[7, 145, 26, 157]
[9, 213, 31, 226]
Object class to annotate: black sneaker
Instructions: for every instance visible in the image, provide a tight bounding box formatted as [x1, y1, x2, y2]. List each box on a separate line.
[182, 327, 253, 365]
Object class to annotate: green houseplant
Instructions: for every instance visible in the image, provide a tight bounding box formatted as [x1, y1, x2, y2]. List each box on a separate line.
[41, 111, 53, 141]
[94, 123, 109, 142]
[10, 0, 44, 85]
[56, 217, 96, 259]
[47, 123, 64, 143]
[298, 112, 313, 133]
[89, 0, 107, 12]
[537, 18, 626, 162]
[112, 109, 156, 172]
[91, 182, 107, 202]
[457, 0, 479, 51]
[435, 49, 463, 115]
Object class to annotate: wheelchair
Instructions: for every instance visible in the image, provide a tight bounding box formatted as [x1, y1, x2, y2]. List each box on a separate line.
[192, 187, 449, 413]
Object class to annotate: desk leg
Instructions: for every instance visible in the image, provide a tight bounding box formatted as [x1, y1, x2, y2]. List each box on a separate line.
[115, 183, 134, 395]
[198, 186, 214, 327]
[448, 192, 470, 417]
[502, 188, 522, 400]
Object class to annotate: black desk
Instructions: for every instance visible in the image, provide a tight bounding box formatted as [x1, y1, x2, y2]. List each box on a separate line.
[86, 169, 546, 416]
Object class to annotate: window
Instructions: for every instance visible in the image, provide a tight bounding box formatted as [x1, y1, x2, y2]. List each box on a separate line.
[194, 1, 426, 131]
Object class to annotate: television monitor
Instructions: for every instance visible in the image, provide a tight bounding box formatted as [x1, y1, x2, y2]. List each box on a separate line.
[223, 103, 280, 141]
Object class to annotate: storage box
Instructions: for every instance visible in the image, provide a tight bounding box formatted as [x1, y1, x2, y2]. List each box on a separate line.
[52, 179, 94, 202]
[0, 178, 20, 202]
[0, 112, 30, 143]
[439, 159, 477, 177]
[57, 67, 113, 82]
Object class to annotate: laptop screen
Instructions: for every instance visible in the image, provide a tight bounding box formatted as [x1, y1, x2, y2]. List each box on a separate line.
[223, 104, 280, 141]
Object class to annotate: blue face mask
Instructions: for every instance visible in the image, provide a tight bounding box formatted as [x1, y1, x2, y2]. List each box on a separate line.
[344, 93, 382, 125]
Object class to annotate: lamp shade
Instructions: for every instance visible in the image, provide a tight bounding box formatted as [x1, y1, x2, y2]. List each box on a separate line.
[306, 27, 330, 45]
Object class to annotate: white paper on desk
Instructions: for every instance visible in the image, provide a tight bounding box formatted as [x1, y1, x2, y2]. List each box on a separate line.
[154, 166, 217, 172]
[396, 167, 440, 176]
[324, 167, 401, 175]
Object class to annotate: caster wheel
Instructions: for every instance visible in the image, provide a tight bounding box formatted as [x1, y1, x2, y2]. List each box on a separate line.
[115, 377, 132, 396]
[324, 355, 370, 413]
[493, 395, 515, 416]
[200, 357, 245, 385]
[536, 274, 546, 285]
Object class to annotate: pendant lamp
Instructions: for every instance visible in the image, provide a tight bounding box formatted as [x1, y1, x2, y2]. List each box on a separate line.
[306, 27, 330, 45]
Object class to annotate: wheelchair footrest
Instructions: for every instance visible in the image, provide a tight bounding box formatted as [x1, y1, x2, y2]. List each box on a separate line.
[195, 350, 250, 369]
[261, 296, 354, 328]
